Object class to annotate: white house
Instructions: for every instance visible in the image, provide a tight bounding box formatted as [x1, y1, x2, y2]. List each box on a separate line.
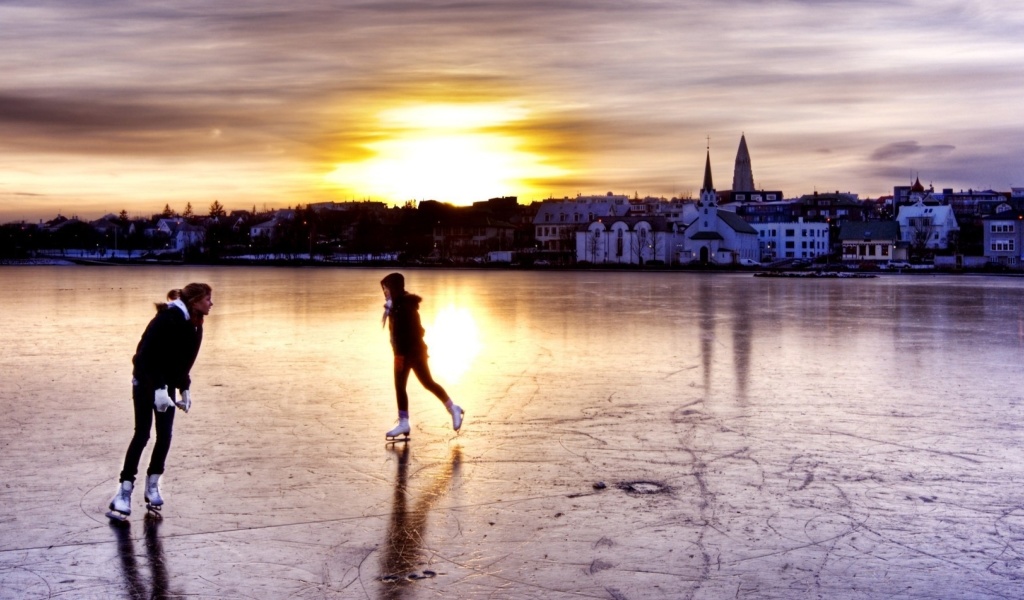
[896, 201, 959, 250]
[575, 216, 674, 265]
[250, 217, 288, 241]
[151, 218, 203, 251]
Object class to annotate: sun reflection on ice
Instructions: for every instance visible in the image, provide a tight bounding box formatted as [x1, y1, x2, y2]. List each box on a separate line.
[425, 304, 481, 384]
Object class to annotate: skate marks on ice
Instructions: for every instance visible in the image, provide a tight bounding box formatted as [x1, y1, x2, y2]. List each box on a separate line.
[654, 393, 1024, 599]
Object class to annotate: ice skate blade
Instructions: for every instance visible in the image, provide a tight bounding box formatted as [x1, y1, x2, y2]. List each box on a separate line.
[146, 503, 163, 516]
[106, 510, 129, 522]
[385, 434, 411, 444]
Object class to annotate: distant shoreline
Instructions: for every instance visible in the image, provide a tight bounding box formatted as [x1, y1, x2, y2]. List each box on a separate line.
[3, 256, 1018, 276]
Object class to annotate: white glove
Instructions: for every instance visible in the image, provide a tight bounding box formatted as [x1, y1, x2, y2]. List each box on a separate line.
[175, 389, 192, 413]
[154, 387, 174, 412]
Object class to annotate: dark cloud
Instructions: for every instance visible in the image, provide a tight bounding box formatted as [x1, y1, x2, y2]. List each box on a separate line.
[871, 141, 956, 162]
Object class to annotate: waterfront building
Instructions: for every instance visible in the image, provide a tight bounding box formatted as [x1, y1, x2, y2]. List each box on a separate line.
[982, 206, 1024, 267]
[797, 191, 868, 222]
[895, 201, 959, 251]
[533, 193, 630, 257]
[839, 221, 904, 264]
[749, 218, 830, 262]
[575, 215, 674, 265]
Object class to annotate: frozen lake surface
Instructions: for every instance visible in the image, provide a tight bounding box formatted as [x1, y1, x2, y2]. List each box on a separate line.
[2, 266, 1024, 599]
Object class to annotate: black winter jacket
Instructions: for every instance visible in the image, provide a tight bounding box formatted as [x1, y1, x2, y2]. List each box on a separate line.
[132, 305, 203, 391]
[387, 293, 428, 358]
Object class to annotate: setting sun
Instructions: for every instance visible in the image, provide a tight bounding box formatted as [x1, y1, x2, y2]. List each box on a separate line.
[325, 102, 564, 204]
[424, 304, 482, 384]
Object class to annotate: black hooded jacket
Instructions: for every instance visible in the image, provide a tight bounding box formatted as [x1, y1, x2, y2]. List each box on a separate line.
[387, 292, 428, 358]
[132, 304, 203, 391]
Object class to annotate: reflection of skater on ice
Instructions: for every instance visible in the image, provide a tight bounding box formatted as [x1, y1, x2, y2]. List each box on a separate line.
[380, 273, 463, 441]
[107, 283, 213, 521]
[379, 444, 461, 592]
[111, 513, 179, 598]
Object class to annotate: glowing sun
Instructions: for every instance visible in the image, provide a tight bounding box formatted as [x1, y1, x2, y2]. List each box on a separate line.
[325, 102, 562, 204]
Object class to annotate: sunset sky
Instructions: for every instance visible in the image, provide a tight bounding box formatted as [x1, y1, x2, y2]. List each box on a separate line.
[3, 1, 1022, 222]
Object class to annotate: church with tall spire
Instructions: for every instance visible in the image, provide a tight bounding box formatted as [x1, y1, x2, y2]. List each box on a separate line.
[681, 144, 759, 264]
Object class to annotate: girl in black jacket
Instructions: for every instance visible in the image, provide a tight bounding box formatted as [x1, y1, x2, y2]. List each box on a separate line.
[380, 273, 463, 440]
[108, 283, 212, 520]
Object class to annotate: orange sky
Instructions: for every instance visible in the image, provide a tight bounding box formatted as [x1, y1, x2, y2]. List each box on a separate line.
[2, 1, 1023, 222]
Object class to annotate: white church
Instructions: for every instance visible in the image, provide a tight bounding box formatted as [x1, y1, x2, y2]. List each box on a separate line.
[573, 146, 760, 265]
[675, 149, 760, 265]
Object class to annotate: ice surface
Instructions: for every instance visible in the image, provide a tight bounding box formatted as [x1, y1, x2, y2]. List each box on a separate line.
[1, 267, 1024, 599]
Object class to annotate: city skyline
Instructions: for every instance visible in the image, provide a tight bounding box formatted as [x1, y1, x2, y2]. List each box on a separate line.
[3, 1, 1023, 223]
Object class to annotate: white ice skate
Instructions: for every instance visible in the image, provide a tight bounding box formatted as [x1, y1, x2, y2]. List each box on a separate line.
[144, 474, 163, 513]
[449, 404, 465, 432]
[386, 418, 411, 442]
[106, 480, 133, 522]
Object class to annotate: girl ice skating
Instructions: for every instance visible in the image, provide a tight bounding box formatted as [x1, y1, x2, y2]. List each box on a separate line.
[107, 283, 213, 521]
[380, 273, 463, 441]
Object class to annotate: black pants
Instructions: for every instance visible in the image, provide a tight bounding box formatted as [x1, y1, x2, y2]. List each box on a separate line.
[119, 381, 176, 483]
[394, 355, 448, 413]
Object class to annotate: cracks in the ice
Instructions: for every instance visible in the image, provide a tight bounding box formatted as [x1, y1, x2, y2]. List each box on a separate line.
[819, 429, 988, 464]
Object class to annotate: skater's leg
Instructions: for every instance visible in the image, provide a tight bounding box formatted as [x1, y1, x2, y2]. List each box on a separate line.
[393, 356, 412, 413]
[411, 359, 463, 431]
[387, 357, 412, 439]
[147, 395, 176, 477]
[119, 382, 155, 483]
[410, 358, 448, 402]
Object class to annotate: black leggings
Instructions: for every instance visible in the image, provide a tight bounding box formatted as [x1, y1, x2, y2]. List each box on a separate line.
[119, 382, 176, 483]
[394, 355, 448, 413]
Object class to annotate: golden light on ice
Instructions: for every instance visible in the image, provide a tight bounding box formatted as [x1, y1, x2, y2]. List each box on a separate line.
[425, 304, 481, 384]
[325, 102, 563, 204]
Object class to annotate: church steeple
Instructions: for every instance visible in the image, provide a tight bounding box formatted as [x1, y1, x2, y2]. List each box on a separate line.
[732, 134, 755, 192]
[696, 145, 719, 237]
[702, 149, 714, 193]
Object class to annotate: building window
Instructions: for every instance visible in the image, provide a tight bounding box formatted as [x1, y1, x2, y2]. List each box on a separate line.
[785, 229, 795, 236]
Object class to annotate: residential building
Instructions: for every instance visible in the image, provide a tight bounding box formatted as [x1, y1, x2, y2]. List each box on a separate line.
[896, 201, 959, 251]
[533, 193, 630, 254]
[839, 221, 904, 263]
[432, 212, 515, 261]
[982, 206, 1023, 267]
[750, 218, 830, 262]
[798, 191, 868, 222]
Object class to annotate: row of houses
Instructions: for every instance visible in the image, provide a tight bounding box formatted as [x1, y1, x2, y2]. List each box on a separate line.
[529, 153, 1024, 268]
[11, 148, 1023, 267]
